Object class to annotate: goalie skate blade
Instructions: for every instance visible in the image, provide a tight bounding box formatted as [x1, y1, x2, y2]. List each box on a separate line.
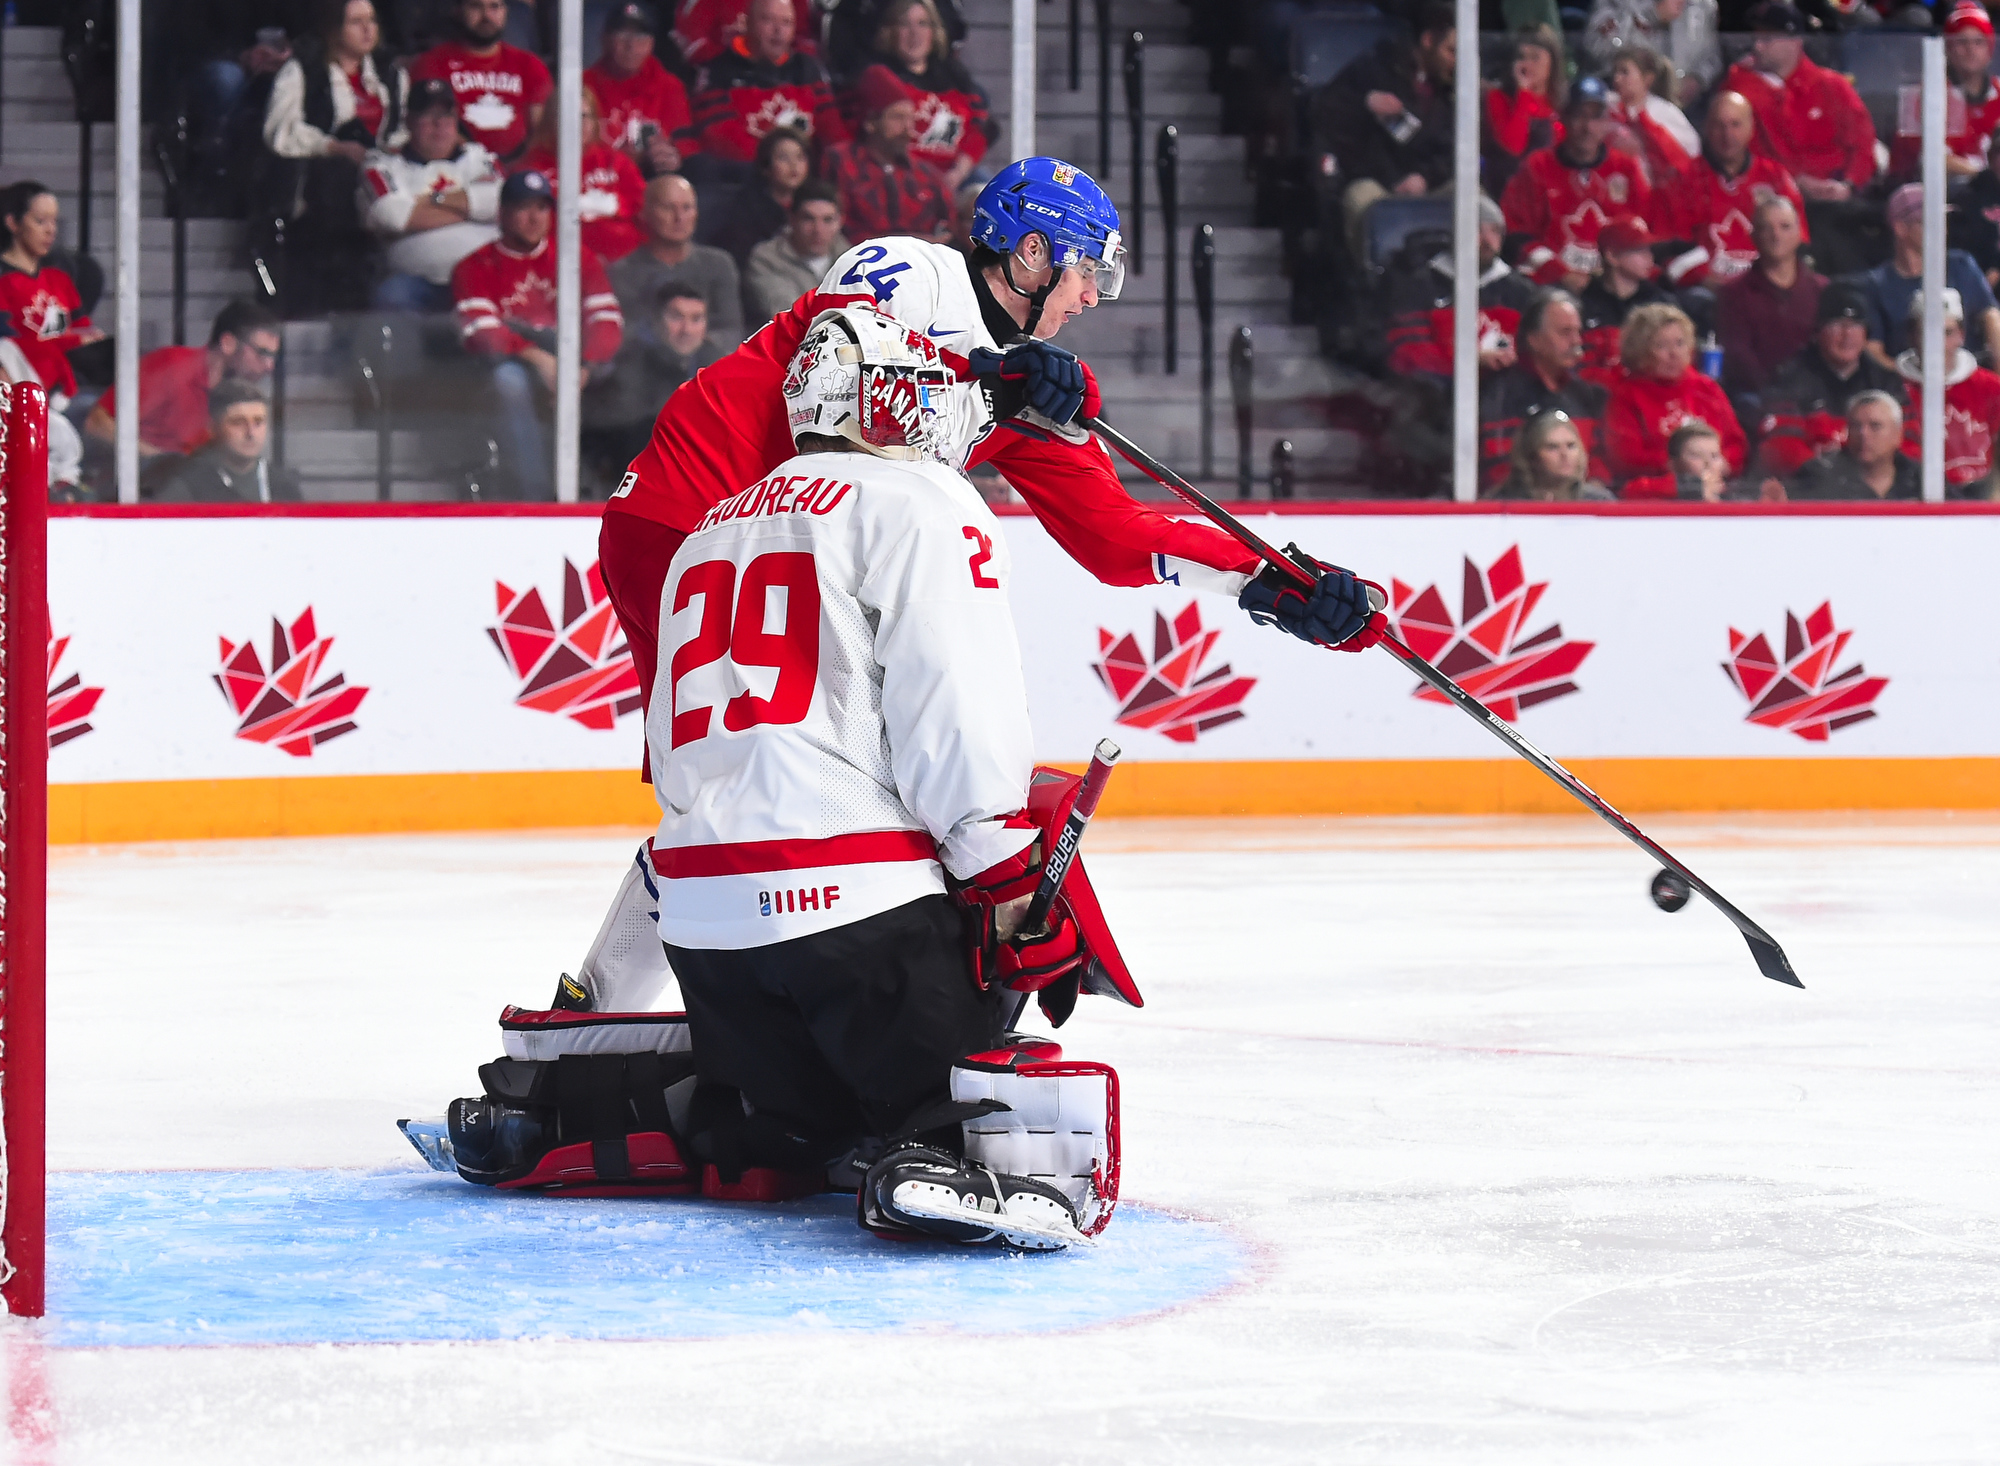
[891, 1179, 1095, 1251]
[397, 1117, 459, 1173]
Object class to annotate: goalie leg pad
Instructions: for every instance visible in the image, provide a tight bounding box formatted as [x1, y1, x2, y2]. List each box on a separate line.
[952, 1049, 1121, 1236]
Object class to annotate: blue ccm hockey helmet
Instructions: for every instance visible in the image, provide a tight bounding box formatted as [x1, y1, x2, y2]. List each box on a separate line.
[971, 157, 1126, 299]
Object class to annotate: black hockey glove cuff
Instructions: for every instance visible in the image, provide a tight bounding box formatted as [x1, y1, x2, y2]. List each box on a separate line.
[1239, 548, 1386, 652]
[969, 341, 1087, 426]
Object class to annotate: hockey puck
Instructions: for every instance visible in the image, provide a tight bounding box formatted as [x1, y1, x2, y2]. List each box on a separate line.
[1650, 868, 1691, 913]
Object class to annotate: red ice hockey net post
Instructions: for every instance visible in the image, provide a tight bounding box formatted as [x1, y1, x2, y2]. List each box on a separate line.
[0, 380, 50, 1318]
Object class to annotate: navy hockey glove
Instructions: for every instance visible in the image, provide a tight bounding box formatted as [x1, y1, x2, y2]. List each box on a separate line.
[1239, 548, 1386, 652]
[969, 341, 1088, 426]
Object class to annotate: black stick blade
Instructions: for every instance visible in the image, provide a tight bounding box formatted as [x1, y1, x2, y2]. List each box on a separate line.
[1744, 929, 1803, 988]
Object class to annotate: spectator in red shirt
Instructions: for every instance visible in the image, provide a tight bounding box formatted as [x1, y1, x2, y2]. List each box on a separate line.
[0, 182, 103, 403]
[1888, 1, 2000, 185]
[84, 299, 283, 475]
[673, 0, 819, 70]
[411, 0, 553, 161]
[1482, 26, 1565, 199]
[687, 0, 846, 186]
[1724, 2, 1877, 272]
[451, 170, 625, 497]
[820, 66, 955, 245]
[862, 0, 994, 191]
[1896, 287, 2000, 498]
[587, 2, 694, 178]
[1386, 194, 1533, 382]
[1658, 90, 1808, 290]
[1501, 75, 1652, 291]
[515, 87, 649, 262]
[1715, 194, 1824, 399]
[1604, 300, 1746, 496]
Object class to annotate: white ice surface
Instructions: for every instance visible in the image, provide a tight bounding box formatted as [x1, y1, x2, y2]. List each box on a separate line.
[16, 814, 2000, 1462]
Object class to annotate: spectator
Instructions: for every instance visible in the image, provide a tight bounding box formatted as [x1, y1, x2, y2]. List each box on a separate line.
[1604, 301, 1746, 495]
[1489, 409, 1613, 499]
[1860, 184, 2000, 367]
[264, 0, 408, 167]
[675, 0, 821, 71]
[707, 127, 814, 265]
[1579, 214, 1677, 379]
[1949, 124, 2000, 286]
[824, 0, 969, 79]
[1502, 75, 1652, 290]
[1582, 0, 1721, 106]
[1756, 283, 1906, 472]
[821, 66, 957, 245]
[451, 170, 624, 499]
[1483, 27, 1566, 199]
[516, 87, 649, 263]
[1714, 195, 1825, 398]
[1605, 46, 1697, 186]
[1888, 2, 2000, 185]
[411, 0, 552, 162]
[1663, 420, 1741, 501]
[360, 78, 502, 313]
[1386, 196, 1533, 381]
[1773, 391, 1922, 499]
[863, 0, 994, 191]
[176, 3, 310, 213]
[0, 327, 84, 497]
[1477, 289, 1612, 487]
[610, 176, 746, 348]
[583, 282, 725, 485]
[1658, 91, 1808, 291]
[84, 300, 284, 471]
[743, 181, 848, 320]
[1309, 1, 1457, 263]
[0, 182, 104, 405]
[587, 3, 694, 179]
[687, 0, 847, 186]
[1896, 287, 2000, 497]
[1724, 2, 1877, 271]
[156, 382, 303, 504]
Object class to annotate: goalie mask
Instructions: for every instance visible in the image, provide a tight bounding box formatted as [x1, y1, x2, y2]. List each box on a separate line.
[783, 305, 959, 462]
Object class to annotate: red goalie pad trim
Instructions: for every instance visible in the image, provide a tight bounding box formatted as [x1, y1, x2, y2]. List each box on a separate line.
[494, 1131, 699, 1194]
[1027, 767, 1143, 1008]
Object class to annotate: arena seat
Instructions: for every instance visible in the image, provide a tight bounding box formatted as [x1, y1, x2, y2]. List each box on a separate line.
[1361, 195, 1453, 276]
[1289, 9, 1406, 91]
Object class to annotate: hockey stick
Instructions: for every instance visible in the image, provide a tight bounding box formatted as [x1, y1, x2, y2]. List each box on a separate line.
[1081, 415, 1802, 989]
[1023, 737, 1121, 937]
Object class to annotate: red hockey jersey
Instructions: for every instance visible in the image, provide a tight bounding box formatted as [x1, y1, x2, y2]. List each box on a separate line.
[411, 41, 553, 159]
[1659, 154, 1809, 288]
[1500, 145, 1652, 284]
[1724, 56, 1876, 187]
[1603, 366, 1747, 497]
[450, 237, 623, 361]
[0, 262, 89, 397]
[515, 143, 647, 262]
[1607, 99, 1691, 188]
[1888, 78, 2000, 180]
[1900, 348, 2000, 487]
[587, 56, 697, 158]
[689, 40, 846, 162]
[872, 56, 994, 172]
[609, 237, 1258, 588]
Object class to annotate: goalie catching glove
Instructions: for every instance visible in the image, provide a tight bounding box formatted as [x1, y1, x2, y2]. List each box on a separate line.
[1239, 546, 1386, 652]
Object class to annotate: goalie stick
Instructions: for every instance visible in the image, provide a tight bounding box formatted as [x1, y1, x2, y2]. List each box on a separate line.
[1081, 415, 1802, 990]
[1021, 738, 1120, 938]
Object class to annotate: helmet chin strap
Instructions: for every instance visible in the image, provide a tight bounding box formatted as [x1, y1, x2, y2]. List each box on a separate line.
[999, 248, 1058, 340]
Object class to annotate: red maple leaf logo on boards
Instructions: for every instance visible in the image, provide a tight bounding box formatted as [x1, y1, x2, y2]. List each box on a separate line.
[1093, 602, 1255, 743]
[1723, 602, 1887, 741]
[488, 559, 641, 730]
[47, 628, 103, 749]
[214, 608, 367, 756]
[1387, 546, 1594, 721]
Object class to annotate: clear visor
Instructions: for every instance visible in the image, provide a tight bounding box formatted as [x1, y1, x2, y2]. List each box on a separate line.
[1070, 238, 1125, 300]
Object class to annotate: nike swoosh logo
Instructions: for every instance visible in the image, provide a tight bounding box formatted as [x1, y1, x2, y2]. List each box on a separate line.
[925, 325, 963, 339]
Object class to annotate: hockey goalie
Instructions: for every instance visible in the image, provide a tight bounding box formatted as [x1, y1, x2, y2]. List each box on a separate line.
[404, 305, 1142, 1249]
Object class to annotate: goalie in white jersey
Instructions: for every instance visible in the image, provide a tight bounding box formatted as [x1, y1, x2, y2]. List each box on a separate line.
[645, 304, 1110, 1247]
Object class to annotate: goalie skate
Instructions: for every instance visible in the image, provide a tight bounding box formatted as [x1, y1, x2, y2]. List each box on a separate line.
[398, 1116, 457, 1173]
[862, 1144, 1093, 1251]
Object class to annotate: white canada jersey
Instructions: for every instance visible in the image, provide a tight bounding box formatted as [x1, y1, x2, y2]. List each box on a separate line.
[647, 451, 1036, 950]
[815, 237, 1002, 470]
[359, 143, 503, 285]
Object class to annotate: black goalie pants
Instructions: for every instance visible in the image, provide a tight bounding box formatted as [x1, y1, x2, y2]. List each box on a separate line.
[665, 895, 1006, 1165]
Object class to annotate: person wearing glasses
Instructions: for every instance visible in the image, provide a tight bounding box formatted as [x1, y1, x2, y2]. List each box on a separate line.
[84, 299, 285, 491]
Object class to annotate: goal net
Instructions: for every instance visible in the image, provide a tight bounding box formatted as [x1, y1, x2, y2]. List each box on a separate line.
[0, 379, 50, 1318]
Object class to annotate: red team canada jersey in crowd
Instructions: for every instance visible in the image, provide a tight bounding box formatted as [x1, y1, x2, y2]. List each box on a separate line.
[1901, 352, 2000, 487]
[0, 262, 89, 396]
[1724, 56, 1877, 186]
[610, 237, 1258, 589]
[1889, 79, 2000, 179]
[515, 143, 647, 262]
[690, 42, 846, 161]
[586, 57, 696, 156]
[412, 41, 553, 158]
[451, 237, 624, 360]
[1660, 154, 1809, 287]
[872, 57, 993, 172]
[1500, 146, 1652, 284]
[1603, 367, 1748, 496]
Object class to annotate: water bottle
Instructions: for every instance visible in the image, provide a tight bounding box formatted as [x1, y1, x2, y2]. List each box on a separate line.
[1698, 332, 1724, 380]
